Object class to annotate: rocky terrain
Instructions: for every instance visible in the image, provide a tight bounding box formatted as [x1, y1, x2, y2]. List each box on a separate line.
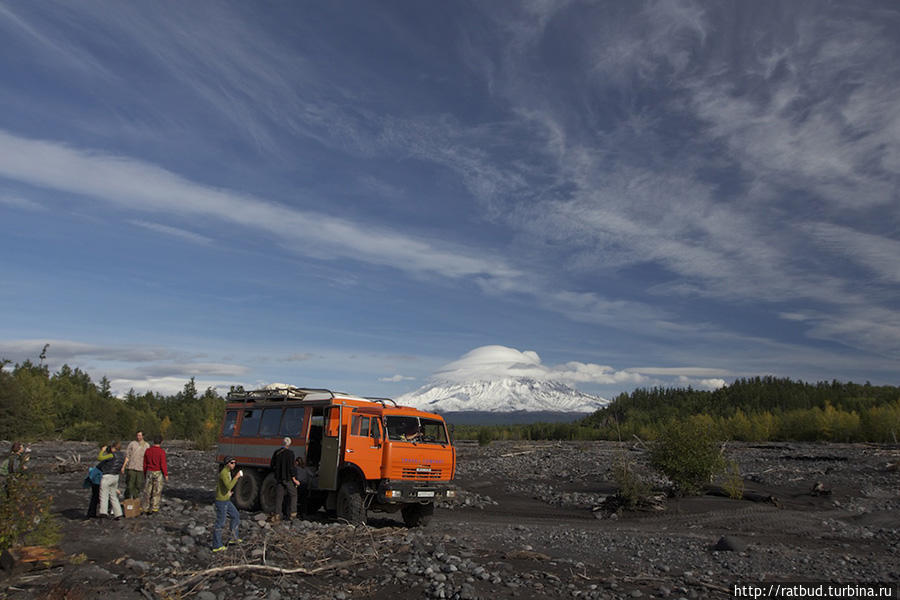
[1, 439, 899, 599]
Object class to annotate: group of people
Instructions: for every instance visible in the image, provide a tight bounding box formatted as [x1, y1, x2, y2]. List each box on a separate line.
[85, 430, 169, 520]
[212, 436, 317, 552]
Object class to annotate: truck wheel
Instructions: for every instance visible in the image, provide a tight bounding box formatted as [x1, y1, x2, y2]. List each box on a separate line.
[259, 473, 278, 515]
[336, 480, 366, 524]
[402, 502, 434, 528]
[232, 469, 260, 510]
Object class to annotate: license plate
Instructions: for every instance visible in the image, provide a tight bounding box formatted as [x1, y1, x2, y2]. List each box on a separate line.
[417, 491, 435, 498]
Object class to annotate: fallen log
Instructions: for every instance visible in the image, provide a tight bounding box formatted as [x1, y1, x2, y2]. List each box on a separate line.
[0, 546, 66, 576]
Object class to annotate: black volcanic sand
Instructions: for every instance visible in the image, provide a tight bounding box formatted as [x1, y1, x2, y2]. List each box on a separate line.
[2, 440, 898, 599]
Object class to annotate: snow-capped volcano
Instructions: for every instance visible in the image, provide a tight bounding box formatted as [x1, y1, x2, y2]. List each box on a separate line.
[397, 377, 608, 413]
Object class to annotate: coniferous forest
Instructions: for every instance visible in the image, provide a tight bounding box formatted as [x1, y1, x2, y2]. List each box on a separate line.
[0, 359, 224, 449]
[2, 356, 899, 445]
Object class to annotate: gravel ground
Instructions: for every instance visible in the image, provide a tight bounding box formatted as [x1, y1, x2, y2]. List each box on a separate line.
[1, 439, 898, 599]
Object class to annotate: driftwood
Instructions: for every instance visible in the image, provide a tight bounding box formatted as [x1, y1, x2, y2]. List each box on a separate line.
[157, 558, 364, 594]
[0, 546, 66, 575]
[500, 450, 536, 457]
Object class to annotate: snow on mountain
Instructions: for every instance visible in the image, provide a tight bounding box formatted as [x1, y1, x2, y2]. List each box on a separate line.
[396, 377, 608, 414]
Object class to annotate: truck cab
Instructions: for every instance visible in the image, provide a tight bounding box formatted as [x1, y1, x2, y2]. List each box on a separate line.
[217, 386, 455, 526]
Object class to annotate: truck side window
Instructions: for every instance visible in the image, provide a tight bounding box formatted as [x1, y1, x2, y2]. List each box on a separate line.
[351, 416, 370, 437]
[222, 411, 238, 437]
[280, 407, 304, 436]
[238, 409, 262, 437]
[259, 408, 282, 437]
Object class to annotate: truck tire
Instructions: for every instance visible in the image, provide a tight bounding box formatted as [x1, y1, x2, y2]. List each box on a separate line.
[336, 480, 366, 525]
[232, 469, 260, 510]
[401, 501, 434, 528]
[259, 472, 278, 515]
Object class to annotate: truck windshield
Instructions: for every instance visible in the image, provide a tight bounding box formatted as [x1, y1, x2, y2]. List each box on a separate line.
[385, 416, 448, 444]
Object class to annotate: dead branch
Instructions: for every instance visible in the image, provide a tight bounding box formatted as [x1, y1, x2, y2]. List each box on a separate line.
[157, 558, 364, 595]
[500, 450, 536, 457]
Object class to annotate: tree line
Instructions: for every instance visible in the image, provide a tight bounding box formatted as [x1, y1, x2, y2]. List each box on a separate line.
[0, 359, 224, 449]
[452, 377, 900, 443]
[3, 358, 898, 445]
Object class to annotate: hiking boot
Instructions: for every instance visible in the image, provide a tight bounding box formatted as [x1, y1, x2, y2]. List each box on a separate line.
[211, 545, 227, 552]
[227, 538, 243, 545]
[268, 514, 281, 523]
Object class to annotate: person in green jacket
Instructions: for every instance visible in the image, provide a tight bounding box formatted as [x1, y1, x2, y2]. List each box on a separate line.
[211, 456, 243, 551]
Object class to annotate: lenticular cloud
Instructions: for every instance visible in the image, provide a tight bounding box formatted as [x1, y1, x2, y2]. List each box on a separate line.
[433, 345, 547, 383]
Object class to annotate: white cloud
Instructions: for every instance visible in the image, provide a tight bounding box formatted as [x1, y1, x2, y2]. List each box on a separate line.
[433, 345, 644, 386]
[675, 375, 727, 390]
[0, 128, 671, 334]
[628, 367, 730, 377]
[379, 374, 415, 383]
[0, 129, 524, 285]
[109, 376, 239, 397]
[0, 193, 44, 211]
[802, 222, 900, 284]
[129, 220, 213, 245]
[0, 339, 185, 363]
[428, 345, 740, 391]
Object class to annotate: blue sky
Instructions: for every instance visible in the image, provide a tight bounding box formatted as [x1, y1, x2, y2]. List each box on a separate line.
[1, 1, 898, 399]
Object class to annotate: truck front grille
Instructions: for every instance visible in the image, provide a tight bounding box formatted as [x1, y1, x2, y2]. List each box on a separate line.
[402, 467, 443, 480]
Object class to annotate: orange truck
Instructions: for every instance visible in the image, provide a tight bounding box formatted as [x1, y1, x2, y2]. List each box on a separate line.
[216, 386, 456, 526]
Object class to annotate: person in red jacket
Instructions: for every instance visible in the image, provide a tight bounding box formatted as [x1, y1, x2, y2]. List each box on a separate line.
[140, 436, 168, 514]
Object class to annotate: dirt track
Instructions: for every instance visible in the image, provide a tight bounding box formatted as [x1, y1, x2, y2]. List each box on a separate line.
[2, 440, 899, 599]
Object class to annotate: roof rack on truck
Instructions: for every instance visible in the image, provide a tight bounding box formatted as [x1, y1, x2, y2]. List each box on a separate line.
[363, 397, 398, 407]
[226, 386, 335, 402]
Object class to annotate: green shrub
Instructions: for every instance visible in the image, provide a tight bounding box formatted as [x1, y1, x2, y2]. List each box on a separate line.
[0, 473, 61, 551]
[612, 451, 652, 509]
[720, 459, 745, 500]
[477, 429, 493, 446]
[649, 420, 725, 496]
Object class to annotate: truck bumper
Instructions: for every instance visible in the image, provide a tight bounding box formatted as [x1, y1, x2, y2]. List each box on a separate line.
[374, 479, 456, 504]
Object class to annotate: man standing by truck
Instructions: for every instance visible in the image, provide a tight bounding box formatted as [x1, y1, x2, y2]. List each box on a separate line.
[269, 437, 298, 522]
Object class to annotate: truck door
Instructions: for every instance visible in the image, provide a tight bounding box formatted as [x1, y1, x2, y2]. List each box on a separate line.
[317, 405, 342, 491]
[345, 410, 384, 480]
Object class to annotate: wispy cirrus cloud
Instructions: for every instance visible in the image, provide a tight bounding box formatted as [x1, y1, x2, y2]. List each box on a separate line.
[0, 128, 664, 333]
[129, 220, 212, 245]
[0, 193, 44, 211]
[379, 374, 416, 383]
[0, 339, 186, 364]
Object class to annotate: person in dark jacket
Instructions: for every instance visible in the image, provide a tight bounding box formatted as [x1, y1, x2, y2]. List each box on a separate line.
[97, 441, 126, 519]
[269, 437, 298, 522]
[294, 456, 317, 518]
[84, 462, 103, 518]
